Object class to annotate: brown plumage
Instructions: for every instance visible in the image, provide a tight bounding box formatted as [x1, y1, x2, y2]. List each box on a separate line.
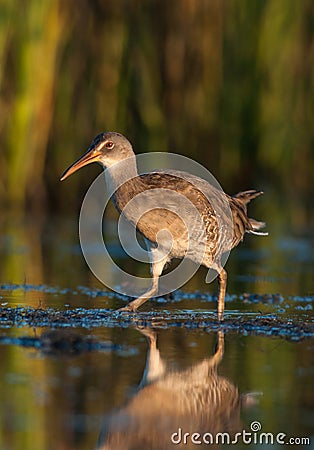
[61, 132, 267, 318]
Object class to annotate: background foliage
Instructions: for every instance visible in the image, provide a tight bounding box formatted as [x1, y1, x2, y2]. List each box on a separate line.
[0, 0, 313, 225]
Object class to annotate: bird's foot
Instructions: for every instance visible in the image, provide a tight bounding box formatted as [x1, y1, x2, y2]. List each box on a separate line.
[116, 304, 137, 313]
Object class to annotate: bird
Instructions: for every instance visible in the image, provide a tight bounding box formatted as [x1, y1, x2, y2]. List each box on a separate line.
[60, 132, 267, 319]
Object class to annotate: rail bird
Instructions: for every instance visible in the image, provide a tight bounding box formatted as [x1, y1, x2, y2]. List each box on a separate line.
[61, 132, 267, 319]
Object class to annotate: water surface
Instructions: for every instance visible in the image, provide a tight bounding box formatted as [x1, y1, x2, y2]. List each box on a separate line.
[0, 214, 313, 449]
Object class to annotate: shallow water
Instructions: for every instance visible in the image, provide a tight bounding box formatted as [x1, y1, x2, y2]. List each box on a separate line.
[0, 214, 313, 449]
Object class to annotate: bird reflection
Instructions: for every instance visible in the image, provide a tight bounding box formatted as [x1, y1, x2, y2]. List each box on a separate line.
[97, 329, 257, 450]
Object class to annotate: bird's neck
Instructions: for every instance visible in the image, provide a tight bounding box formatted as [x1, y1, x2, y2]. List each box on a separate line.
[104, 156, 144, 212]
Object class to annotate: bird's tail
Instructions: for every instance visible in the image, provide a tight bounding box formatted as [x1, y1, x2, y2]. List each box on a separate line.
[248, 219, 268, 236]
[233, 189, 264, 204]
[233, 190, 268, 236]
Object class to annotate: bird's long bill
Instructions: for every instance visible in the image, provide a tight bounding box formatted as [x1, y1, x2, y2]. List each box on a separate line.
[60, 148, 102, 181]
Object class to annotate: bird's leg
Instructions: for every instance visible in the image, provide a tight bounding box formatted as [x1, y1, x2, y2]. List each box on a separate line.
[217, 268, 227, 321]
[118, 248, 168, 313]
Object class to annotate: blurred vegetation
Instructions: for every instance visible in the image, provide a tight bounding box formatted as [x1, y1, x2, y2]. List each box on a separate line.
[0, 0, 313, 224]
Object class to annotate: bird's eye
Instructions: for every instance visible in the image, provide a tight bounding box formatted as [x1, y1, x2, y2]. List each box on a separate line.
[105, 141, 114, 150]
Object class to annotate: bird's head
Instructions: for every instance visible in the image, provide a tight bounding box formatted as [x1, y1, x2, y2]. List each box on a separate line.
[60, 132, 134, 181]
